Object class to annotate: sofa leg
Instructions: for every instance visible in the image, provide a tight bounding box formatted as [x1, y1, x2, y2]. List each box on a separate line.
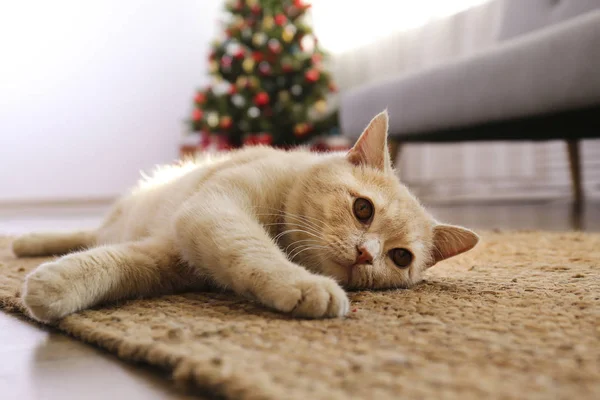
[388, 139, 401, 168]
[566, 139, 583, 209]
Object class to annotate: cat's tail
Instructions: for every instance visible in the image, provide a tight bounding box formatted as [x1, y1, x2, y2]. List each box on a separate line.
[12, 230, 96, 258]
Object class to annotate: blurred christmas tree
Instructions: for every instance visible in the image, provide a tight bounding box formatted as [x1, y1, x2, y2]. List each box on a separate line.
[189, 0, 338, 148]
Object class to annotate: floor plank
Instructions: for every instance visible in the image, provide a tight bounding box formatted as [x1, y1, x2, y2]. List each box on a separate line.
[0, 313, 198, 400]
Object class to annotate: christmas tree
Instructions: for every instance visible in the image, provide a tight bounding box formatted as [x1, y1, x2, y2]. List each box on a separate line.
[190, 0, 338, 149]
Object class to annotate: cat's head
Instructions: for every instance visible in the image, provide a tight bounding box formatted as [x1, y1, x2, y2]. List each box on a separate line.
[285, 110, 479, 289]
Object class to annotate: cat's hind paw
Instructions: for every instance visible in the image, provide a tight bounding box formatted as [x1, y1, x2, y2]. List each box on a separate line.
[22, 261, 81, 323]
[288, 276, 350, 319]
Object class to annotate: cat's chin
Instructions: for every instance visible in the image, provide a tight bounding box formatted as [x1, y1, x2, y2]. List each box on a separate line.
[315, 258, 355, 289]
[315, 258, 419, 291]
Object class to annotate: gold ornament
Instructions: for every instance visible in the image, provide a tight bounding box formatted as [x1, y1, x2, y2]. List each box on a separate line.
[262, 16, 274, 30]
[294, 123, 308, 137]
[207, 112, 219, 128]
[282, 28, 294, 43]
[252, 32, 267, 47]
[248, 76, 260, 89]
[242, 57, 255, 73]
[246, 0, 257, 6]
[236, 76, 248, 88]
[234, 16, 244, 29]
[315, 99, 327, 113]
[209, 60, 218, 73]
[220, 115, 233, 129]
[278, 90, 290, 102]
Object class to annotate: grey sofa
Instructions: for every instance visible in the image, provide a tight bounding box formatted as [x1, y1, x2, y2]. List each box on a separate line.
[340, 0, 600, 206]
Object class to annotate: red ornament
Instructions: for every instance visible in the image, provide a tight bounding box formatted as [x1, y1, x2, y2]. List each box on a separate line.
[192, 109, 203, 121]
[294, 0, 311, 9]
[244, 133, 273, 146]
[274, 14, 287, 26]
[208, 51, 216, 61]
[221, 55, 233, 67]
[252, 51, 263, 62]
[282, 63, 294, 73]
[200, 131, 210, 148]
[257, 133, 273, 145]
[251, 4, 261, 14]
[243, 134, 258, 146]
[228, 84, 237, 94]
[258, 61, 272, 75]
[254, 92, 270, 107]
[268, 39, 282, 54]
[305, 69, 320, 83]
[220, 116, 233, 130]
[216, 135, 231, 151]
[328, 82, 338, 93]
[234, 49, 245, 59]
[194, 92, 206, 104]
[311, 53, 323, 64]
[310, 141, 328, 152]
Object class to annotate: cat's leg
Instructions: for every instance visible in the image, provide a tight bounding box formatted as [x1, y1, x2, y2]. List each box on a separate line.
[174, 193, 349, 319]
[12, 230, 96, 257]
[22, 237, 195, 323]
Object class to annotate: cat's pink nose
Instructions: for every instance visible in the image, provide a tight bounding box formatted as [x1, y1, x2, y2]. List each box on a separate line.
[355, 244, 373, 265]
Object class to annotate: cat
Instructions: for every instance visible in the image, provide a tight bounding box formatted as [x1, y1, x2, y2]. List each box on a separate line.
[13, 110, 479, 323]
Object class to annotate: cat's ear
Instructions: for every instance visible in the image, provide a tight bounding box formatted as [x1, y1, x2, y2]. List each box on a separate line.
[347, 110, 392, 171]
[429, 224, 479, 266]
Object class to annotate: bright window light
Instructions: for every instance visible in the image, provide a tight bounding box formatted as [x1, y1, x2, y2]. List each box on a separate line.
[311, 0, 491, 54]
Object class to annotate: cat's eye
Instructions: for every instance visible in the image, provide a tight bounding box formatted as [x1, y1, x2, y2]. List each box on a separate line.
[390, 248, 413, 268]
[353, 198, 374, 222]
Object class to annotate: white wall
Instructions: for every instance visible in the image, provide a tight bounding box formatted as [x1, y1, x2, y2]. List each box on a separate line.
[0, 0, 221, 203]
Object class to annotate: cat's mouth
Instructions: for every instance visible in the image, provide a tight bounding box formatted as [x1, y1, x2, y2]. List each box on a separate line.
[332, 260, 361, 287]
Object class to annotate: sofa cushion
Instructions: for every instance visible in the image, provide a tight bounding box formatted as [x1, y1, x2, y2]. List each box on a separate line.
[340, 10, 600, 140]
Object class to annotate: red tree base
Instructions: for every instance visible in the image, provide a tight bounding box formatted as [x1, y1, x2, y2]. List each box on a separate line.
[179, 133, 350, 159]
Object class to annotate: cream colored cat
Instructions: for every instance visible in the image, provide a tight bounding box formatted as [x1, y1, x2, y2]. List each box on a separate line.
[13, 111, 478, 323]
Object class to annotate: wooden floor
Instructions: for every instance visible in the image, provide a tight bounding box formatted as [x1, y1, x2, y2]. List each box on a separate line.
[0, 200, 598, 399]
[0, 313, 197, 400]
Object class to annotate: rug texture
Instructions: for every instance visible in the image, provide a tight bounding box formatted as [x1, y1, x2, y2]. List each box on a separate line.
[0, 232, 599, 399]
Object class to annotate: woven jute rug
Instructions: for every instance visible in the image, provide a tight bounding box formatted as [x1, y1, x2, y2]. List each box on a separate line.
[0, 232, 599, 399]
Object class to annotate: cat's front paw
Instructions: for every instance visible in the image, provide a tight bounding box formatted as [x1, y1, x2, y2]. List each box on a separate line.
[22, 261, 81, 323]
[287, 276, 350, 319]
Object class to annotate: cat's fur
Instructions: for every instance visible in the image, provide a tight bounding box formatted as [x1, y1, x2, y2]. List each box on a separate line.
[14, 111, 479, 323]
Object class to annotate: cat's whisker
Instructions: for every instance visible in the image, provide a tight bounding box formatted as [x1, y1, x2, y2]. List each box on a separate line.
[286, 212, 328, 231]
[274, 229, 322, 242]
[255, 209, 322, 230]
[291, 212, 335, 233]
[284, 211, 335, 234]
[257, 212, 323, 234]
[284, 238, 322, 254]
[262, 221, 322, 237]
[294, 253, 323, 270]
[254, 207, 326, 232]
[258, 206, 331, 228]
[288, 242, 327, 256]
[289, 245, 328, 262]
